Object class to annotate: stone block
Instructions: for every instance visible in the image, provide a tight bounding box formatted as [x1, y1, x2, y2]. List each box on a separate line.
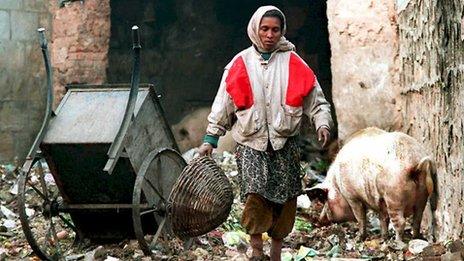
[11, 10, 38, 41]
[0, 0, 22, 10]
[27, 99, 46, 127]
[10, 43, 46, 101]
[0, 132, 14, 163]
[13, 130, 35, 160]
[38, 11, 51, 30]
[0, 100, 30, 132]
[0, 40, 25, 70]
[23, 0, 48, 12]
[0, 40, 31, 100]
[0, 10, 10, 40]
[0, 66, 12, 99]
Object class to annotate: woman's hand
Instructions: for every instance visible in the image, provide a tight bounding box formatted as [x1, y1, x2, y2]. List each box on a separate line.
[197, 143, 213, 156]
[317, 127, 330, 148]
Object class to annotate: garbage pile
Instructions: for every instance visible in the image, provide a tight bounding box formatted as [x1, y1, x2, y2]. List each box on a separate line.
[0, 154, 462, 260]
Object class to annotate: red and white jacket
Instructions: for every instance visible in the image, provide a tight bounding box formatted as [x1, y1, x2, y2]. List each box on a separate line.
[207, 47, 333, 151]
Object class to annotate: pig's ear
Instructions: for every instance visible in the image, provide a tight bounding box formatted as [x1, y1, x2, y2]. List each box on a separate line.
[179, 128, 189, 137]
[305, 184, 328, 202]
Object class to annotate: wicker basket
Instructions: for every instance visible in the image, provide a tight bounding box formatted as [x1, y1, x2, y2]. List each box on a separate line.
[168, 156, 234, 239]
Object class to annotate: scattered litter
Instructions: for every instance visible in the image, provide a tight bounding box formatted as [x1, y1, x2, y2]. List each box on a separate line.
[368, 214, 381, 233]
[2, 219, 16, 229]
[9, 182, 18, 195]
[222, 231, 249, 248]
[2, 164, 16, 177]
[365, 239, 381, 251]
[0, 206, 16, 219]
[182, 148, 198, 163]
[297, 194, 311, 209]
[65, 254, 85, 261]
[281, 250, 293, 261]
[294, 245, 318, 260]
[44, 173, 55, 185]
[327, 234, 340, 245]
[326, 244, 340, 257]
[25, 207, 35, 217]
[193, 247, 209, 258]
[408, 239, 429, 255]
[0, 157, 456, 260]
[0, 248, 6, 260]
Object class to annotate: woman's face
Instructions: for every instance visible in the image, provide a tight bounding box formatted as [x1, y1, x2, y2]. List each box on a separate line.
[258, 17, 282, 52]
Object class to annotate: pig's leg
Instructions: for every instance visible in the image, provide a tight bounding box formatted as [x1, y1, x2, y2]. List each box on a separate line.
[412, 201, 427, 239]
[387, 208, 407, 250]
[349, 201, 367, 241]
[379, 200, 390, 239]
[379, 211, 390, 239]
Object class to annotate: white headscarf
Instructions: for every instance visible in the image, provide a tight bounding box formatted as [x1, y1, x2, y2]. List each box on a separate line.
[247, 5, 295, 53]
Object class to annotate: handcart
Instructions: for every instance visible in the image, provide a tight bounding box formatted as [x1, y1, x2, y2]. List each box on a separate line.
[18, 26, 187, 260]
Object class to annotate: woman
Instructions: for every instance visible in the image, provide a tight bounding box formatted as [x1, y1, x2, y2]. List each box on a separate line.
[198, 6, 333, 261]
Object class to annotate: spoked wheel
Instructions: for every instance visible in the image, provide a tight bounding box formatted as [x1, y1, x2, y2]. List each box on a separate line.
[18, 157, 77, 261]
[132, 148, 186, 256]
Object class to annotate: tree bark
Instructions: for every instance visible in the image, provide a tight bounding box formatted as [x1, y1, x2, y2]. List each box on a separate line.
[398, 0, 464, 240]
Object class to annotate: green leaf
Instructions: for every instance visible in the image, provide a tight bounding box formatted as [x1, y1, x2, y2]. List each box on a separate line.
[281, 252, 293, 261]
[325, 244, 340, 258]
[294, 246, 318, 261]
[294, 217, 313, 233]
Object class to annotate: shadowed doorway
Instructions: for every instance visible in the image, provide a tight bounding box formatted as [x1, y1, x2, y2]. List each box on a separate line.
[107, 0, 336, 133]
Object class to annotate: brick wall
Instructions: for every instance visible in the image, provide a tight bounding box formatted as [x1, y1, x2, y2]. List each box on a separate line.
[50, 0, 110, 103]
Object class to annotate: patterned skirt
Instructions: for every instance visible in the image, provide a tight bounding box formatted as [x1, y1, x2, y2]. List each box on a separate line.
[235, 137, 303, 204]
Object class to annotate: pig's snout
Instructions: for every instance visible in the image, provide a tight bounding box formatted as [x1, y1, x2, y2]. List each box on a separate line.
[316, 204, 332, 227]
[318, 214, 330, 226]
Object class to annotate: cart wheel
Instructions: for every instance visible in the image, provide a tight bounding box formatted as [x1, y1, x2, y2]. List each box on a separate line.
[132, 148, 186, 256]
[18, 157, 77, 261]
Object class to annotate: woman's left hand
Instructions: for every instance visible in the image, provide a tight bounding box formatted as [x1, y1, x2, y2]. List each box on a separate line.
[317, 127, 330, 148]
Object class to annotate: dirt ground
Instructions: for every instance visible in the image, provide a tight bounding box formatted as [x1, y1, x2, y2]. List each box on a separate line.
[0, 153, 462, 260]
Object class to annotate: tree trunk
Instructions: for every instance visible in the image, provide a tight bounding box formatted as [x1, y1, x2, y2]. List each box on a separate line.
[398, 0, 464, 240]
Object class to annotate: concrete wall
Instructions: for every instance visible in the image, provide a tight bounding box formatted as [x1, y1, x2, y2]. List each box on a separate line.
[327, 0, 401, 142]
[0, 0, 52, 163]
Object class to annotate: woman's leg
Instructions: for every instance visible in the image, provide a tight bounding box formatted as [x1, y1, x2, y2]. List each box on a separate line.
[241, 194, 272, 258]
[268, 197, 298, 261]
[251, 234, 264, 257]
[270, 238, 282, 261]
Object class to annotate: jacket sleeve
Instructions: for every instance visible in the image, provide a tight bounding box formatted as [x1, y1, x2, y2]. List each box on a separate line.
[206, 69, 236, 137]
[303, 78, 333, 131]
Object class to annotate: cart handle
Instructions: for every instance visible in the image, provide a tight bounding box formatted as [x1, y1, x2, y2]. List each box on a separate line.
[104, 25, 142, 174]
[22, 28, 54, 173]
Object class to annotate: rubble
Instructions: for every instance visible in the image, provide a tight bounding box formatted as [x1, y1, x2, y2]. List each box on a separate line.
[0, 157, 460, 260]
[408, 239, 429, 255]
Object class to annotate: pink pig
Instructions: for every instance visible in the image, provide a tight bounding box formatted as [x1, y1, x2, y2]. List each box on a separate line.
[306, 127, 437, 247]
